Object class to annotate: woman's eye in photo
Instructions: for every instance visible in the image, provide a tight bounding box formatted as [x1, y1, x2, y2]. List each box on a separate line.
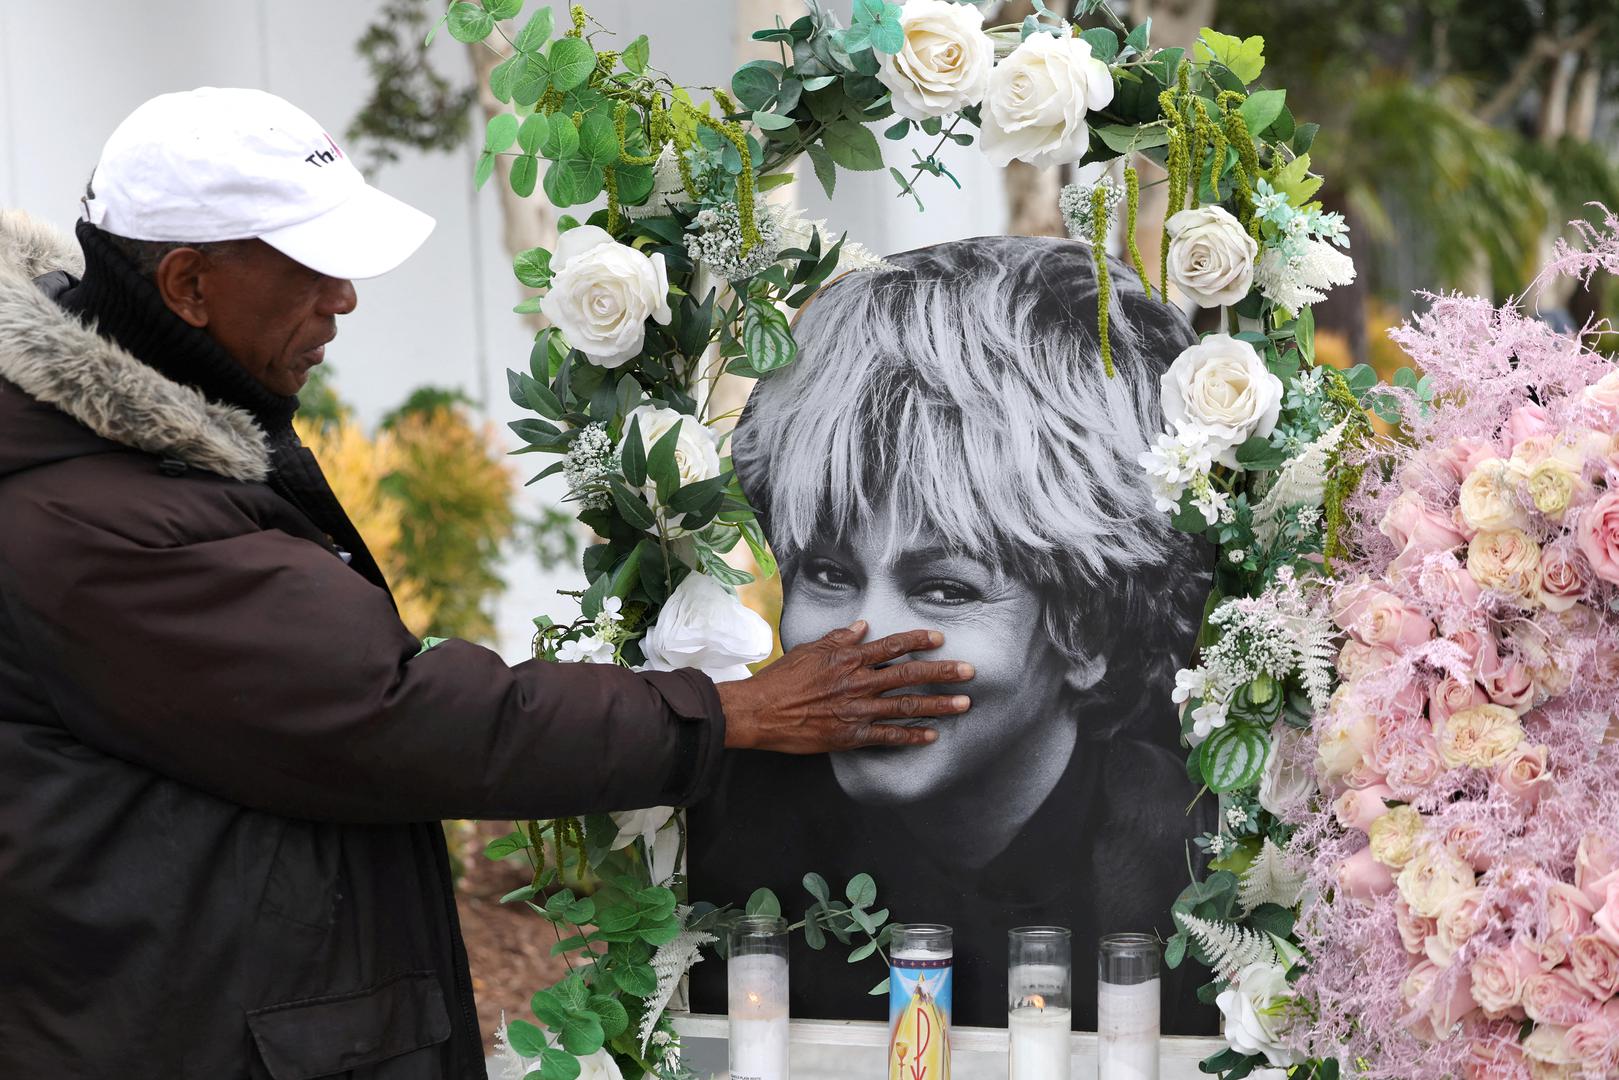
[911, 578, 983, 606]
[803, 558, 857, 591]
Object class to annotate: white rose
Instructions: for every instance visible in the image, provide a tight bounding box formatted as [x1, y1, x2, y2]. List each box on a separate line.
[640, 571, 773, 683]
[609, 806, 680, 884]
[1161, 334, 1284, 467]
[623, 405, 722, 536]
[876, 0, 993, 120]
[1216, 962, 1304, 1067]
[980, 31, 1114, 168]
[1166, 205, 1259, 308]
[540, 225, 672, 368]
[1258, 722, 1315, 817]
[1397, 844, 1477, 919]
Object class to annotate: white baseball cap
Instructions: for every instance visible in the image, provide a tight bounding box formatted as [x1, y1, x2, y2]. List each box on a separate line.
[83, 87, 435, 280]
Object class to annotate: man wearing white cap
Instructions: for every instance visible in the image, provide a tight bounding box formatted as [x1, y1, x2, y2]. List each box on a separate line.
[0, 90, 968, 1077]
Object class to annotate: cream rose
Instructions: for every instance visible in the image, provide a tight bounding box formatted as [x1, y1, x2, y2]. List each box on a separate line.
[1467, 528, 1542, 602]
[622, 405, 721, 536]
[1524, 457, 1583, 520]
[1216, 962, 1303, 1067]
[1459, 458, 1530, 534]
[980, 31, 1114, 169]
[1371, 805, 1425, 870]
[639, 571, 773, 683]
[1160, 334, 1284, 467]
[876, 0, 993, 120]
[540, 225, 672, 367]
[1399, 844, 1478, 918]
[1428, 888, 1490, 968]
[1435, 704, 1525, 770]
[1165, 205, 1260, 308]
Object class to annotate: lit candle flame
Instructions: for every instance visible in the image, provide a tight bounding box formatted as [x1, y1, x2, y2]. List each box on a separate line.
[1025, 994, 1046, 1011]
[747, 991, 761, 1006]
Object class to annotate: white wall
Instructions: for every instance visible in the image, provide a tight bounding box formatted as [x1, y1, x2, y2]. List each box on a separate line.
[0, 0, 1007, 660]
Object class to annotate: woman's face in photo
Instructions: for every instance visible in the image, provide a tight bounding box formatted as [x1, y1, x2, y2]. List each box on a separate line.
[779, 510, 1070, 806]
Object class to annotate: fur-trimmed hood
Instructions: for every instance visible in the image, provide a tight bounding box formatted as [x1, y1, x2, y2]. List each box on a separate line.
[0, 210, 270, 483]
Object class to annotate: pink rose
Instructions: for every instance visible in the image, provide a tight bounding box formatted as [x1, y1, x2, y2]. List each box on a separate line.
[1432, 966, 1480, 1032]
[1571, 933, 1619, 1000]
[1585, 371, 1619, 412]
[1339, 846, 1397, 902]
[1576, 490, 1619, 585]
[1479, 656, 1535, 713]
[1439, 437, 1502, 483]
[1384, 492, 1468, 576]
[1429, 888, 1491, 968]
[1493, 743, 1550, 808]
[1445, 821, 1497, 873]
[1404, 960, 1478, 1034]
[1337, 639, 1400, 681]
[1505, 404, 1555, 451]
[1523, 967, 1597, 1026]
[1333, 580, 1435, 651]
[1397, 898, 1437, 955]
[1417, 555, 1485, 625]
[1387, 735, 1447, 792]
[1566, 1001, 1619, 1073]
[1430, 676, 1488, 728]
[1537, 542, 1594, 612]
[1542, 882, 1598, 967]
[1334, 784, 1396, 833]
[1463, 1034, 1529, 1080]
[1469, 941, 1540, 1018]
[1578, 835, 1619, 892]
[1448, 628, 1500, 676]
[1592, 876, 1619, 949]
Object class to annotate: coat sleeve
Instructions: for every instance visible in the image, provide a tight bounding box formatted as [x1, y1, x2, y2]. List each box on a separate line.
[1, 492, 728, 824]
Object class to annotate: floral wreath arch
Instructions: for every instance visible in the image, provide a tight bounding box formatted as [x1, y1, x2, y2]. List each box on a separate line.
[442, 2, 1381, 1077]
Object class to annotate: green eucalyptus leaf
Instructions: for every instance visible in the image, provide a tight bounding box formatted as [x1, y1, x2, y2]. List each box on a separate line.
[1079, 27, 1120, 63]
[548, 37, 597, 93]
[753, 110, 798, 131]
[1125, 18, 1151, 54]
[845, 872, 877, 908]
[614, 962, 657, 997]
[578, 111, 621, 166]
[733, 61, 782, 111]
[589, 994, 630, 1039]
[447, 2, 495, 43]
[559, 1014, 604, 1056]
[539, 113, 579, 160]
[508, 1018, 550, 1056]
[490, 55, 521, 103]
[868, 977, 891, 996]
[509, 154, 540, 197]
[517, 113, 550, 155]
[513, 247, 553, 288]
[848, 939, 878, 963]
[486, 0, 523, 19]
[543, 159, 605, 207]
[475, 151, 497, 190]
[746, 887, 782, 917]
[515, 5, 554, 51]
[484, 830, 530, 860]
[537, 1048, 581, 1080]
[512, 52, 552, 106]
[623, 34, 650, 75]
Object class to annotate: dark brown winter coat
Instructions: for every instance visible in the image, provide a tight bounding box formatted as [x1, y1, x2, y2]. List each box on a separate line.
[0, 211, 725, 1079]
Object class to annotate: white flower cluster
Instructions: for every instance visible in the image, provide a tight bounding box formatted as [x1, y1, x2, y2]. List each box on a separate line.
[556, 597, 626, 665]
[1249, 178, 1356, 310]
[563, 422, 616, 511]
[684, 200, 784, 283]
[1174, 569, 1335, 743]
[1058, 178, 1124, 241]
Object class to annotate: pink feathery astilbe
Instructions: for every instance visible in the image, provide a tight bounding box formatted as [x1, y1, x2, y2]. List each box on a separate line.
[1285, 209, 1619, 1080]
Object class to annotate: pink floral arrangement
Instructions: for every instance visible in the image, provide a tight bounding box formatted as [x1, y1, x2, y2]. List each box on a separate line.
[1290, 208, 1619, 1079]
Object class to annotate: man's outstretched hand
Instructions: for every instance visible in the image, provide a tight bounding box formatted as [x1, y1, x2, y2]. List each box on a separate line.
[716, 622, 973, 754]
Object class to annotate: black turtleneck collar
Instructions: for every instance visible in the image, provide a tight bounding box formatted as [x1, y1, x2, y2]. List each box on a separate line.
[57, 221, 300, 432]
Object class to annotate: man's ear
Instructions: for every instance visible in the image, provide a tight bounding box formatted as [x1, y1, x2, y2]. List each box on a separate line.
[152, 247, 211, 328]
[1064, 650, 1107, 694]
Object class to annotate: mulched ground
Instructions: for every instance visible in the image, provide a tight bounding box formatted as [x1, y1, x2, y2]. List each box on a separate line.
[451, 820, 574, 1054]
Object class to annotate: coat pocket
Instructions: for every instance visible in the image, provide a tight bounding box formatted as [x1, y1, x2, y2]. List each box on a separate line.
[245, 970, 452, 1080]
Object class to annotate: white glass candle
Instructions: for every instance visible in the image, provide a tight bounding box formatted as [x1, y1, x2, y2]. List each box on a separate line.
[1009, 1004, 1071, 1079]
[1009, 928, 1072, 1080]
[1097, 933, 1159, 1080]
[729, 918, 789, 1080]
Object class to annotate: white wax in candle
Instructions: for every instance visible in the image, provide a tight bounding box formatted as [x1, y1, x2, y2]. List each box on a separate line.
[1009, 963, 1070, 1005]
[1097, 979, 1159, 1080]
[729, 953, 789, 1080]
[1008, 1005, 1071, 1080]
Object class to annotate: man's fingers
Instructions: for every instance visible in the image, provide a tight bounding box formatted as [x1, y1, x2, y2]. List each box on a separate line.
[819, 620, 869, 649]
[861, 659, 974, 693]
[845, 693, 971, 720]
[842, 721, 939, 749]
[857, 629, 944, 665]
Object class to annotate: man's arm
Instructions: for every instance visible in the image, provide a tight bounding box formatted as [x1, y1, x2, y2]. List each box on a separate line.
[3, 500, 970, 823]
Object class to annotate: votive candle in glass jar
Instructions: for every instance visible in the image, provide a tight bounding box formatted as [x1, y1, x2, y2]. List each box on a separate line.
[889, 923, 952, 1080]
[1007, 926, 1071, 1080]
[728, 914, 789, 1080]
[1097, 932, 1160, 1080]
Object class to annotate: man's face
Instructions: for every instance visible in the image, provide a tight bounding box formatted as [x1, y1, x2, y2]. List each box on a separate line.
[156, 241, 356, 396]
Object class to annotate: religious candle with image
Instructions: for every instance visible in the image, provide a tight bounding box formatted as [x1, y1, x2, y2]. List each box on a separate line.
[889, 923, 952, 1080]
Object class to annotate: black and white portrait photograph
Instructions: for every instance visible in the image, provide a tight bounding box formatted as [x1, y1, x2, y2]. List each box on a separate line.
[690, 235, 1218, 1033]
